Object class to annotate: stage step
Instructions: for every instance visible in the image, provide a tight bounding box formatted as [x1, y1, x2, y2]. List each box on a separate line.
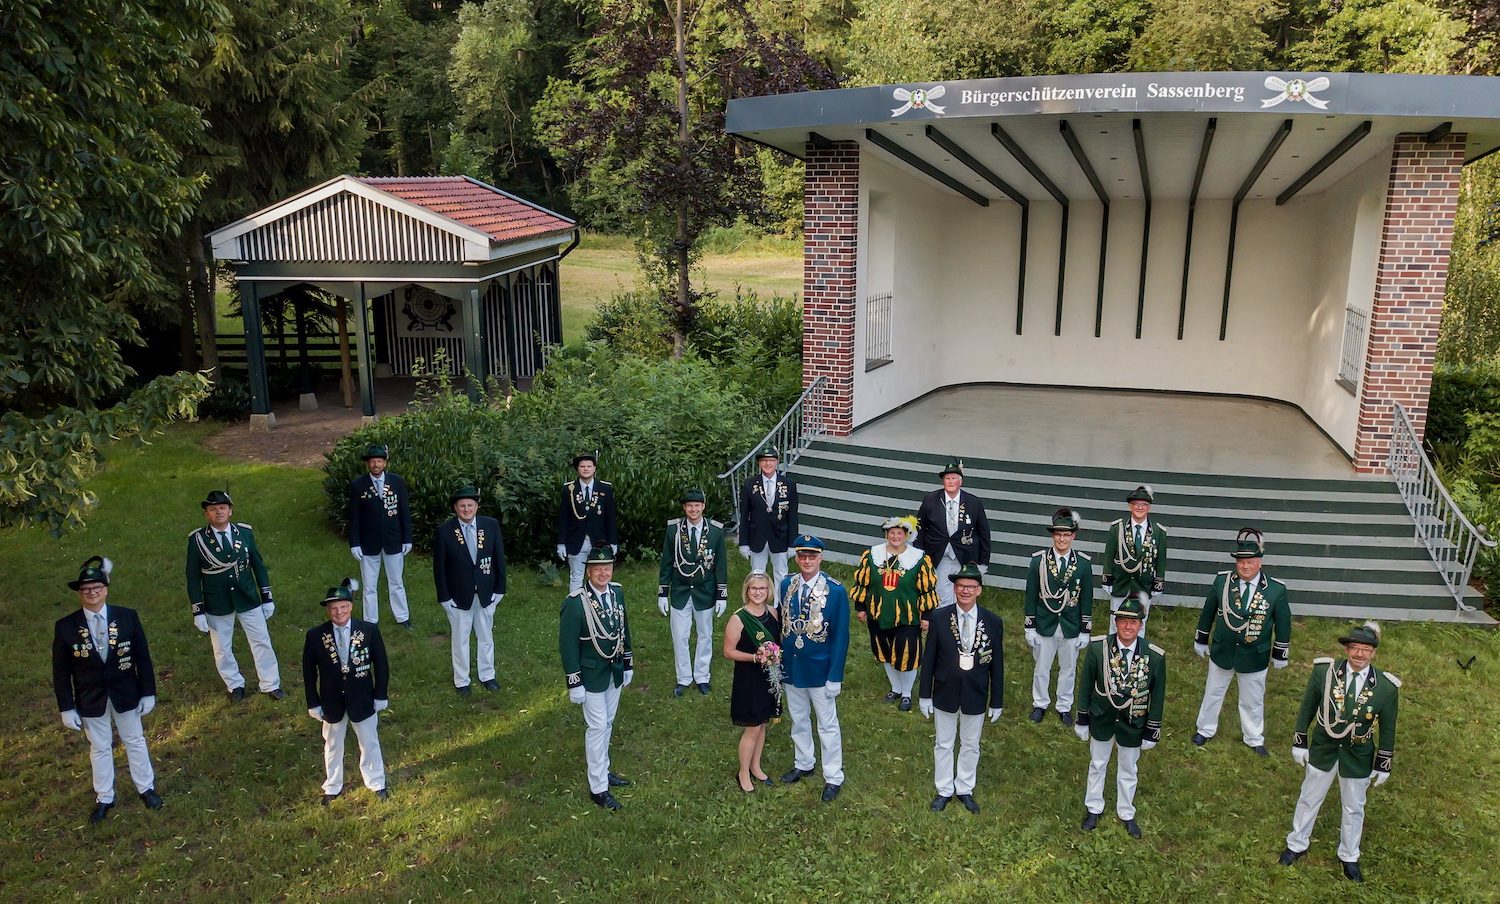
[785, 440, 1489, 623]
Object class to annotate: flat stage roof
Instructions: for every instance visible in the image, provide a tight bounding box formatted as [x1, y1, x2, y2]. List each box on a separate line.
[726, 72, 1500, 203]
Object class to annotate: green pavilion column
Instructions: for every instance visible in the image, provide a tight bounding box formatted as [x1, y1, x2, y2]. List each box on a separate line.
[242, 281, 275, 431]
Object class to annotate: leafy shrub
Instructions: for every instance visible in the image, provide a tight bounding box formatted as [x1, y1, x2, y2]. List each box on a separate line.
[199, 373, 252, 421]
[1427, 362, 1500, 449]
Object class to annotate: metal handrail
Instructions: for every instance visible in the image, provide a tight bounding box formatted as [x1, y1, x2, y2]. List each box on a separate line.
[1386, 402, 1495, 611]
[718, 375, 830, 531]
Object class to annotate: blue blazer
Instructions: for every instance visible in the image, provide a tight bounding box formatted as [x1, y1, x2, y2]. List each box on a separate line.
[776, 572, 850, 688]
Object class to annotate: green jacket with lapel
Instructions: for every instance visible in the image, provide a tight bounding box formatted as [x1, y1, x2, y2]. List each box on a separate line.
[560, 582, 633, 693]
[1076, 634, 1166, 748]
[1195, 571, 1292, 673]
[657, 518, 728, 610]
[1023, 549, 1094, 638]
[186, 522, 272, 617]
[1102, 518, 1167, 597]
[1293, 657, 1399, 778]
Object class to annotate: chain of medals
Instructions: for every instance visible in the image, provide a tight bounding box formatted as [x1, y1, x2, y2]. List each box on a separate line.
[754, 476, 785, 512]
[582, 586, 626, 660]
[1113, 521, 1157, 575]
[567, 482, 604, 519]
[1099, 640, 1151, 718]
[1218, 575, 1270, 643]
[1318, 661, 1377, 742]
[672, 521, 714, 578]
[784, 574, 829, 650]
[949, 608, 987, 671]
[1037, 549, 1080, 614]
[194, 526, 243, 576]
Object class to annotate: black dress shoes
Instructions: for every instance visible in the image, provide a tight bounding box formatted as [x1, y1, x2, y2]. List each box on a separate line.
[229, 687, 246, 703]
[455, 684, 472, 698]
[930, 795, 951, 811]
[884, 691, 902, 703]
[1081, 811, 1099, 831]
[264, 688, 286, 701]
[1191, 732, 1209, 746]
[89, 802, 114, 824]
[820, 783, 841, 803]
[396, 619, 413, 631]
[1029, 707, 1046, 723]
[1122, 818, 1143, 839]
[673, 684, 689, 698]
[320, 792, 340, 807]
[1342, 860, 1364, 882]
[1250, 744, 1269, 757]
[1278, 848, 1305, 866]
[590, 790, 622, 811]
[139, 789, 164, 810]
[898, 696, 913, 712]
[607, 772, 632, 787]
[375, 788, 390, 801]
[481, 679, 500, 691]
[697, 682, 711, 696]
[780, 767, 814, 784]
[1058, 711, 1075, 728]
[956, 794, 980, 814]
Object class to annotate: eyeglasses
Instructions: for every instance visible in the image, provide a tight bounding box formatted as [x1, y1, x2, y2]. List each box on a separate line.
[79, 586, 107, 594]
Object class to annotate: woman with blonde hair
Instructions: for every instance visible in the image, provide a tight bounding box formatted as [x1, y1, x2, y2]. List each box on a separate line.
[852, 515, 939, 711]
[723, 571, 781, 792]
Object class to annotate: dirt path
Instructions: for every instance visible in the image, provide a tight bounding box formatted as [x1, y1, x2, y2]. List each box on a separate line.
[202, 380, 412, 469]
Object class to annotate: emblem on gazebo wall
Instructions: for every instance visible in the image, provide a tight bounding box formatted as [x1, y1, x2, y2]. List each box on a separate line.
[399, 287, 458, 336]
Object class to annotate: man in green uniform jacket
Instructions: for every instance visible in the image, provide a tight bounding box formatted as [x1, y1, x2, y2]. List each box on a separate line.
[1279, 621, 1399, 883]
[657, 488, 728, 696]
[186, 489, 282, 701]
[1101, 485, 1167, 628]
[1191, 528, 1292, 756]
[1023, 507, 1093, 726]
[1074, 597, 1165, 839]
[561, 546, 634, 810]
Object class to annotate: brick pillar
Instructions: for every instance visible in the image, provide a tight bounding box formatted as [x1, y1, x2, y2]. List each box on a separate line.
[802, 141, 859, 437]
[1352, 133, 1465, 472]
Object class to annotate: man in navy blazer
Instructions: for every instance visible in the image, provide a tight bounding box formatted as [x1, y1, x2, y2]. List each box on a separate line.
[347, 444, 413, 627]
[51, 556, 163, 824]
[737, 446, 798, 599]
[303, 578, 390, 805]
[432, 485, 506, 697]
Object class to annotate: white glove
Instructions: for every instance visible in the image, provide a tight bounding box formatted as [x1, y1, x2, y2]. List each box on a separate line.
[374, 699, 389, 713]
[989, 707, 1002, 723]
[556, 544, 567, 560]
[1141, 739, 1157, 751]
[658, 597, 669, 616]
[977, 564, 988, 574]
[308, 706, 324, 721]
[1372, 770, 1390, 787]
[1074, 724, 1089, 742]
[401, 543, 412, 556]
[1024, 628, 1039, 649]
[827, 681, 842, 697]
[1291, 746, 1309, 767]
[1194, 642, 1209, 658]
[622, 669, 633, 688]
[440, 599, 455, 611]
[193, 614, 209, 633]
[350, 547, 362, 562]
[263, 602, 275, 619]
[568, 686, 585, 704]
[918, 698, 933, 719]
[491, 593, 503, 606]
[1073, 634, 1090, 650]
[739, 545, 752, 558]
[1273, 658, 1289, 669]
[60, 710, 82, 731]
[714, 600, 726, 617]
[137, 696, 156, 717]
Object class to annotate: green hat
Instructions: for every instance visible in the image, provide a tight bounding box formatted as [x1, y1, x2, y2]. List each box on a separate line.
[680, 488, 706, 504]
[949, 563, 984, 585]
[755, 446, 780, 461]
[1048, 507, 1081, 533]
[584, 546, 615, 566]
[322, 577, 358, 606]
[1126, 485, 1154, 504]
[201, 489, 234, 508]
[939, 459, 964, 477]
[571, 452, 597, 468]
[362, 444, 389, 460]
[1114, 597, 1147, 620]
[1338, 621, 1382, 648]
[450, 485, 482, 504]
[67, 555, 113, 590]
[1232, 527, 1265, 559]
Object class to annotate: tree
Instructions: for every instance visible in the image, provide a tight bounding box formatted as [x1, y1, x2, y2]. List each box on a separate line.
[1439, 155, 1500, 366]
[1287, 0, 1469, 73]
[1128, 0, 1283, 71]
[0, 0, 218, 533]
[352, 0, 463, 178]
[536, 0, 835, 354]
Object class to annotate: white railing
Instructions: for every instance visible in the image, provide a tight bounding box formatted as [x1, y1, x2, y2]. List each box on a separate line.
[1336, 305, 1367, 393]
[1387, 402, 1495, 611]
[866, 291, 892, 370]
[718, 375, 831, 530]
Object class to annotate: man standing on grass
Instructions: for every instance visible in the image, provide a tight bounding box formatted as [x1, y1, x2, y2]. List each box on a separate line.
[1102, 485, 1167, 629]
[561, 546, 634, 811]
[433, 485, 506, 698]
[737, 446, 798, 598]
[1023, 507, 1093, 727]
[303, 578, 390, 806]
[915, 460, 992, 609]
[658, 489, 728, 697]
[556, 452, 619, 594]
[52, 556, 163, 824]
[186, 489, 283, 702]
[777, 534, 851, 803]
[348, 444, 413, 629]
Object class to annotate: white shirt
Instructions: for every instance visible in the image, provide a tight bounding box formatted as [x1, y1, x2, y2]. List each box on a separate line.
[1346, 665, 1370, 697]
[334, 622, 352, 666]
[957, 606, 976, 647]
[1053, 549, 1071, 569]
[579, 479, 594, 499]
[217, 526, 233, 548]
[590, 584, 613, 607]
[1239, 574, 1261, 598]
[460, 519, 477, 560]
[372, 474, 385, 496]
[1117, 637, 1139, 668]
[762, 475, 777, 509]
[89, 606, 109, 660]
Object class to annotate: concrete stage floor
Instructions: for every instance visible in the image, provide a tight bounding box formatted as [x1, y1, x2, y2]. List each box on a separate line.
[848, 385, 1361, 479]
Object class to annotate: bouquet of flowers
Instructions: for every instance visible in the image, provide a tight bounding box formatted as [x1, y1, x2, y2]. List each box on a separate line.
[755, 641, 784, 699]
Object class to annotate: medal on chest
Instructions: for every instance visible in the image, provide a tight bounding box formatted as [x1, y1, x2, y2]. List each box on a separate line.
[958, 652, 974, 671]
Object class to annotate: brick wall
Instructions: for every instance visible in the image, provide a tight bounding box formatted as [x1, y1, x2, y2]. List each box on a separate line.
[802, 141, 860, 437]
[1353, 133, 1466, 472]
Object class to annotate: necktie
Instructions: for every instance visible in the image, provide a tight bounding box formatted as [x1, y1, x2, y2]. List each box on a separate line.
[765, 479, 775, 510]
[1122, 646, 1132, 671]
[947, 498, 958, 533]
[219, 529, 231, 549]
[960, 612, 974, 647]
[583, 485, 591, 506]
[374, 477, 383, 496]
[690, 525, 699, 549]
[92, 613, 107, 660]
[464, 522, 477, 562]
[1240, 579, 1253, 606]
[1134, 524, 1143, 549]
[337, 627, 349, 666]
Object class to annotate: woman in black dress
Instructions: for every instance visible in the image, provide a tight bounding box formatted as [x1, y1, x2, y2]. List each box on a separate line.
[723, 572, 781, 793]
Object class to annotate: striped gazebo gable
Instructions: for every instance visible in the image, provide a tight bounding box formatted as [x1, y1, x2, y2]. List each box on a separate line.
[209, 175, 579, 428]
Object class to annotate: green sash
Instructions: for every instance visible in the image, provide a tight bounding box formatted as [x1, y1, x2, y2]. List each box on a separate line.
[736, 607, 772, 647]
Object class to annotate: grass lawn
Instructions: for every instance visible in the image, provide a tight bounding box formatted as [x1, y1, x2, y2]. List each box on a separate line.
[3, 425, 1497, 902]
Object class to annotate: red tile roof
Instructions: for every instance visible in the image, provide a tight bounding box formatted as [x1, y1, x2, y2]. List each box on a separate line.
[357, 176, 574, 245]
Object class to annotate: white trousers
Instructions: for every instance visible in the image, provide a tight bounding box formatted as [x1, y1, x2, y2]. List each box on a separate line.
[359, 551, 408, 623]
[1195, 664, 1268, 747]
[747, 546, 790, 600]
[1286, 764, 1370, 862]
[582, 683, 622, 794]
[670, 605, 714, 685]
[933, 708, 984, 796]
[206, 607, 281, 693]
[445, 601, 496, 688]
[881, 663, 918, 695]
[785, 684, 843, 785]
[1085, 736, 1142, 819]
[566, 538, 593, 594]
[322, 713, 386, 795]
[82, 701, 155, 804]
[934, 555, 960, 608]
[1031, 628, 1081, 711]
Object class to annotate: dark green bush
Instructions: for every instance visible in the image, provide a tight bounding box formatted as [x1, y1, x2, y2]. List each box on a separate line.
[199, 373, 251, 421]
[1427, 363, 1500, 449]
